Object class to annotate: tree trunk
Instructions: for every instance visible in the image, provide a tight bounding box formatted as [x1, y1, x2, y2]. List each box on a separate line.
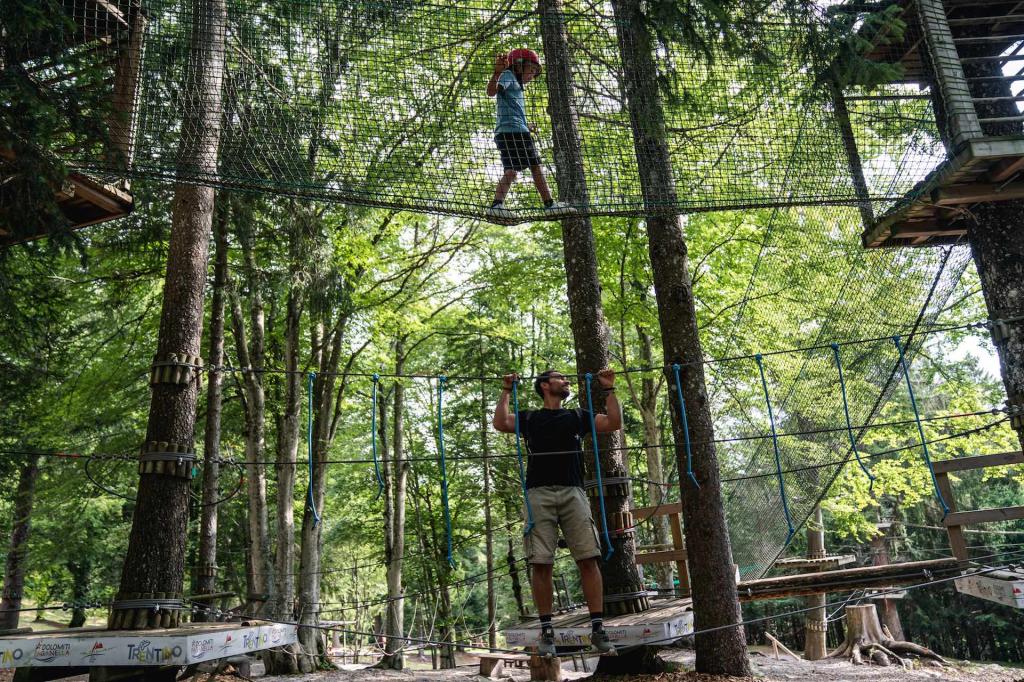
[380, 340, 409, 669]
[0, 455, 41, 631]
[264, 232, 304, 674]
[870, 524, 904, 641]
[829, 605, 945, 666]
[67, 558, 91, 628]
[106, 0, 226, 636]
[803, 507, 827, 661]
[229, 233, 272, 613]
[609, 0, 751, 675]
[539, 0, 646, 618]
[481, 374, 497, 651]
[637, 328, 673, 592]
[504, 495, 527, 616]
[195, 200, 228, 620]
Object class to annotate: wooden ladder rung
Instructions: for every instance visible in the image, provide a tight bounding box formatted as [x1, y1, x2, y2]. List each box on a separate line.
[630, 502, 682, 518]
[944, 506, 1024, 527]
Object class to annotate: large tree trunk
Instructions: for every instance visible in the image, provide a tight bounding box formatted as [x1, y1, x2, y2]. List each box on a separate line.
[105, 0, 226, 643]
[0, 454, 41, 631]
[609, 0, 751, 675]
[229, 232, 272, 614]
[195, 200, 228, 619]
[380, 340, 409, 669]
[66, 557, 91, 628]
[539, 2, 654, 672]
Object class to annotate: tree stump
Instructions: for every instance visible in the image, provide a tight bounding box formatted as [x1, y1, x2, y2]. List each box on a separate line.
[829, 605, 947, 667]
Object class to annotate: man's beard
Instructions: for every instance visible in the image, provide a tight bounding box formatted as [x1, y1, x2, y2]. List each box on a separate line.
[559, 386, 571, 399]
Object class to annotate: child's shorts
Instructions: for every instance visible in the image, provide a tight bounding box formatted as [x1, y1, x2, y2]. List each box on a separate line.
[495, 132, 542, 172]
[523, 485, 602, 565]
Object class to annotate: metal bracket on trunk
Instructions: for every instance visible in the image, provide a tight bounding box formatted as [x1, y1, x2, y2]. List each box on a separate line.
[139, 441, 197, 478]
[150, 353, 204, 386]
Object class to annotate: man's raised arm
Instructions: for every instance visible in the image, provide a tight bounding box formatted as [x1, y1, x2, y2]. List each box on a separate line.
[594, 368, 622, 433]
[492, 372, 519, 433]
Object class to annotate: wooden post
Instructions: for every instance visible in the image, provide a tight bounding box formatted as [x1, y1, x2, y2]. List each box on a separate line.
[669, 512, 690, 596]
[803, 506, 827, 661]
[917, 0, 984, 148]
[870, 523, 905, 641]
[827, 80, 875, 231]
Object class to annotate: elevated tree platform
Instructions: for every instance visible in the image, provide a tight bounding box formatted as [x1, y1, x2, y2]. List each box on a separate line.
[0, 620, 296, 672]
[862, 136, 1024, 248]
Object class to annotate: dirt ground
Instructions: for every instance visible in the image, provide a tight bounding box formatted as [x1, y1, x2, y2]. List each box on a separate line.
[0, 646, 1021, 682]
[250, 647, 1024, 682]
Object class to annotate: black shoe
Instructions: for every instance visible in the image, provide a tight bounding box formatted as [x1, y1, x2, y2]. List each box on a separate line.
[538, 629, 557, 658]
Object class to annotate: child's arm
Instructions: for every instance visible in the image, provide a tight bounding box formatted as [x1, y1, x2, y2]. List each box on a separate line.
[486, 52, 509, 97]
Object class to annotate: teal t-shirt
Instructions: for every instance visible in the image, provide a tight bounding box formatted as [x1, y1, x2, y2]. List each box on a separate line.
[494, 70, 529, 134]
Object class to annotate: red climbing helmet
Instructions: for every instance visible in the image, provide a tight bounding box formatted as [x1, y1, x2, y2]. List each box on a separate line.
[507, 48, 542, 73]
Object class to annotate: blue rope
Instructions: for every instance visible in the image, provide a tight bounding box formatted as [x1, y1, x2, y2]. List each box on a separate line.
[511, 380, 535, 535]
[307, 371, 321, 527]
[754, 355, 795, 540]
[371, 374, 384, 501]
[437, 375, 455, 568]
[892, 336, 950, 514]
[671, 364, 700, 490]
[830, 344, 876, 492]
[583, 373, 614, 561]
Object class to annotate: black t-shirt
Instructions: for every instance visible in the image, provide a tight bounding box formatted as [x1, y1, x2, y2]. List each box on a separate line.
[518, 408, 593, 489]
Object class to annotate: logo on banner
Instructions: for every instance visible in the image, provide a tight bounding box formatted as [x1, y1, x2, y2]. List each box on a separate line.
[33, 642, 71, 662]
[243, 631, 268, 650]
[190, 638, 214, 659]
[0, 648, 24, 665]
[82, 641, 108, 662]
[127, 640, 182, 664]
[270, 627, 283, 644]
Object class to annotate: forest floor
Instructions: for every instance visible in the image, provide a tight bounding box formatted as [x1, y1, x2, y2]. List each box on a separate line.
[247, 646, 1024, 682]
[0, 645, 1021, 682]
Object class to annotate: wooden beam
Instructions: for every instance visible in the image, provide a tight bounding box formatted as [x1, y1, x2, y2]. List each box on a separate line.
[932, 451, 1024, 473]
[936, 472, 969, 561]
[737, 558, 960, 601]
[635, 549, 688, 565]
[933, 181, 1024, 205]
[944, 506, 1024, 527]
[630, 502, 682, 517]
[988, 156, 1024, 183]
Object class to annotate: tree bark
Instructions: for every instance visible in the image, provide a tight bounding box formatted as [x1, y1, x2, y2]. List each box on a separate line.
[195, 199, 228, 620]
[539, 0, 646, 620]
[0, 455, 41, 631]
[67, 557, 91, 628]
[106, 0, 226, 635]
[229, 232, 272, 613]
[380, 339, 409, 669]
[609, 0, 751, 675]
[870, 523, 904, 641]
[481, 373, 497, 651]
[803, 507, 827, 661]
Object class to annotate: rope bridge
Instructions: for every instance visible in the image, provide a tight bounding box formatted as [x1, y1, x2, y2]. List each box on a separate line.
[33, 0, 944, 223]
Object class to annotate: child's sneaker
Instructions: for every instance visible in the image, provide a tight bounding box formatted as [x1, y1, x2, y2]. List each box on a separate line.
[590, 629, 616, 655]
[537, 630, 557, 658]
[485, 203, 515, 223]
[544, 200, 577, 217]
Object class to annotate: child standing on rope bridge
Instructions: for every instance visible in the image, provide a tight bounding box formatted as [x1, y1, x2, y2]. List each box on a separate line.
[485, 49, 576, 222]
[493, 369, 619, 657]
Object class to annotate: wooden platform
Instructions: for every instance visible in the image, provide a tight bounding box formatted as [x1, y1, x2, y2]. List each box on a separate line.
[0, 621, 296, 669]
[862, 136, 1024, 248]
[503, 598, 693, 650]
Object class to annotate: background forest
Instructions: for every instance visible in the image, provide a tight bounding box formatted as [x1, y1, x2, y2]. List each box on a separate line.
[2, 0, 1023, 670]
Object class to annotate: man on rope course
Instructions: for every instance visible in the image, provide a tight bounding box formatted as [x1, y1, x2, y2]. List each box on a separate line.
[493, 369, 619, 657]
[485, 49, 576, 222]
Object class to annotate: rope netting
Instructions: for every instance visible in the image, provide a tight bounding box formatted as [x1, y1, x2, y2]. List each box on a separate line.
[31, 0, 945, 223]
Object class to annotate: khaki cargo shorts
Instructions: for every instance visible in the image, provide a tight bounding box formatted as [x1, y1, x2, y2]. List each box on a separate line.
[524, 485, 602, 565]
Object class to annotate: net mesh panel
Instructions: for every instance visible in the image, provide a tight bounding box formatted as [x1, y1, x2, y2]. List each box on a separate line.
[24, 1, 980, 581]
[41, 0, 945, 222]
